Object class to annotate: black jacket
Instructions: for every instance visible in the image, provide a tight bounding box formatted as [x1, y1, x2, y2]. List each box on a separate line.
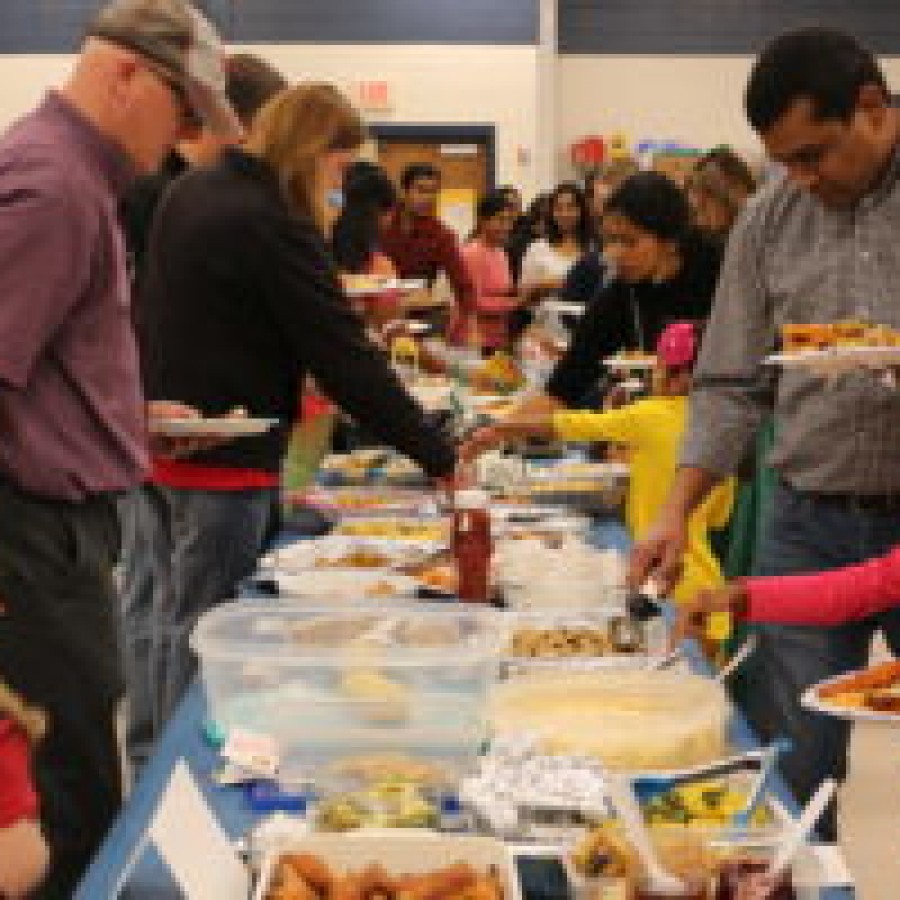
[547, 233, 722, 406]
[138, 149, 455, 477]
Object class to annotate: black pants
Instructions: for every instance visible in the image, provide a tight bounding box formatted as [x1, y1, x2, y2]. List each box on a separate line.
[0, 479, 124, 898]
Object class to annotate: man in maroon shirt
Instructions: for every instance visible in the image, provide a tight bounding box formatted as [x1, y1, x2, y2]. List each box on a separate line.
[0, 2, 239, 894]
[380, 162, 475, 325]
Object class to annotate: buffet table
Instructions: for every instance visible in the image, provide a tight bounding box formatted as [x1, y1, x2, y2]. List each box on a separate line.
[77, 516, 854, 899]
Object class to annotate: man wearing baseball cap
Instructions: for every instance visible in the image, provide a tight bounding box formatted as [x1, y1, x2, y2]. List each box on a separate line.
[0, 2, 237, 894]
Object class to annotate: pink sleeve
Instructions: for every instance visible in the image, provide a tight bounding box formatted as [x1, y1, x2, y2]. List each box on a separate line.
[746, 543, 900, 626]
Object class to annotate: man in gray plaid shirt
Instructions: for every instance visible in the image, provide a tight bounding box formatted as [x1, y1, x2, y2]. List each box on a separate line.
[631, 27, 900, 841]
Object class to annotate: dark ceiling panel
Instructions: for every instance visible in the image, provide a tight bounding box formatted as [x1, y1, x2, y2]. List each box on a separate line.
[0, 0, 537, 53]
[559, 0, 900, 55]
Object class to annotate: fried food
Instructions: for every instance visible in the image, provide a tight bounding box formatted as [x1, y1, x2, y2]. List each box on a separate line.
[509, 626, 610, 658]
[818, 660, 900, 697]
[265, 857, 503, 900]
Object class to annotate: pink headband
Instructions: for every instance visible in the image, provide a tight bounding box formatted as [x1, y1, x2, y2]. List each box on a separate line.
[656, 321, 698, 369]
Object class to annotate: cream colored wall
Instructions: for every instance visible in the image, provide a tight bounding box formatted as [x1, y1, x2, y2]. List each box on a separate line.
[558, 55, 900, 174]
[0, 43, 544, 198]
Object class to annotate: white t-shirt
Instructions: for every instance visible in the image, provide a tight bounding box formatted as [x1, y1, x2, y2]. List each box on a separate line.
[519, 238, 580, 290]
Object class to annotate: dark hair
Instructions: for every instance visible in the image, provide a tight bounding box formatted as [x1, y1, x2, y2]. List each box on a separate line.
[498, 184, 522, 208]
[331, 161, 397, 273]
[226, 54, 288, 127]
[604, 172, 691, 244]
[745, 27, 888, 133]
[476, 189, 511, 223]
[546, 181, 593, 249]
[400, 162, 441, 190]
[695, 147, 756, 195]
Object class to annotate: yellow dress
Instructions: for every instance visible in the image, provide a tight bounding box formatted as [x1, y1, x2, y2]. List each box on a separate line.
[554, 396, 735, 605]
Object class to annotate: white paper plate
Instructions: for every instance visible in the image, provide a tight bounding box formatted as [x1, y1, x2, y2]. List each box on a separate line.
[149, 416, 279, 437]
[267, 569, 422, 601]
[801, 671, 900, 724]
[345, 278, 428, 297]
[604, 354, 657, 371]
[766, 345, 900, 376]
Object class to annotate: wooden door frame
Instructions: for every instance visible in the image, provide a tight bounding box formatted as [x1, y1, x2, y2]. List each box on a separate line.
[370, 123, 497, 192]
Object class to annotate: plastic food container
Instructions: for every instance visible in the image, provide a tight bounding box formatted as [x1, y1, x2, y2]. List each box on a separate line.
[191, 603, 503, 773]
[488, 670, 730, 772]
[500, 609, 668, 670]
[253, 832, 522, 900]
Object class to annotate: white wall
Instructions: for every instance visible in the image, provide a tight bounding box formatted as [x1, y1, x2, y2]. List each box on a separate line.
[0, 43, 544, 198]
[558, 54, 900, 175]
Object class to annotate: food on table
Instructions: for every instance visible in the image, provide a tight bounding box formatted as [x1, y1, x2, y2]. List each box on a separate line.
[343, 273, 390, 294]
[472, 352, 525, 394]
[715, 858, 796, 899]
[289, 615, 382, 646]
[316, 778, 440, 831]
[489, 670, 728, 770]
[779, 320, 900, 352]
[327, 753, 451, 786]
[643, 781, 771, 827]
[336, 518, 448, 542]
[410, 561, 457, 594]
[267, 856, 504, 900]
[340, 668, 412, 724]
[816, 659, 900, 714]
[572, 821, 717, 885]
[365, 579, 405, 599]
[306, 488, 427, 513]
[509, 626, 610, 658]
[314, 549, 395, 569]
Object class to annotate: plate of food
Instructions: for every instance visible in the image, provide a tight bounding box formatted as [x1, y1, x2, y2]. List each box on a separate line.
[604, 351, 657, 371]
[260, 538, 435, 573]
[334, 517, 449, 546]
[802, 659, 900, 723]
[304, 487, 436, 518]
[343, 276, 428, 296]
[149, 416, 279, 437]
[767, 321, 900, 376]
[265, 569, 423, 602]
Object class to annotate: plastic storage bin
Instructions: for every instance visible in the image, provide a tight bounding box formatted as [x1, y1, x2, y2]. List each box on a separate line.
[191, 602, 503, 774]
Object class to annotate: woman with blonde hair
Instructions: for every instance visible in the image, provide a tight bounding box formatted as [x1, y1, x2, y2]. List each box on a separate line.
[134, 82, 457, 737]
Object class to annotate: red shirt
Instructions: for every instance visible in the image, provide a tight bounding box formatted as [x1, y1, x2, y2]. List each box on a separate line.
[746, 543, 900, 627]
[0, 718, 39, 827]
[380, 211, 474, 306]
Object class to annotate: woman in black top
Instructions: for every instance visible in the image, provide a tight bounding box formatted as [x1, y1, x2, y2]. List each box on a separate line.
[548, 171, 722, 406]
[464, 171, 722, 452]
[136, 83, 456, 725]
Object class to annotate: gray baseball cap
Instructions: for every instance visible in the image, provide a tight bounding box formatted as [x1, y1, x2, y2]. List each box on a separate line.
[87, 0, 243, 138]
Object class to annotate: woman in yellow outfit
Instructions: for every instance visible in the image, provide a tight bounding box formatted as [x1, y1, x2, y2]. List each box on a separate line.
[462, 321, 734, 604]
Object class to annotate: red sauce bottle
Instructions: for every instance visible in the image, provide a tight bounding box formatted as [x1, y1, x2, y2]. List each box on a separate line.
[453, 489, 492, 603]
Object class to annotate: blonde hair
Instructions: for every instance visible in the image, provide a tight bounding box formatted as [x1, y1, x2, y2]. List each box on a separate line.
[245, 82, 366, 227]
[0, 682, 46, 746]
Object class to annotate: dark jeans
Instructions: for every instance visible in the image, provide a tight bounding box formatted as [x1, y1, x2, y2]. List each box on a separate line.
[0, 479, 124, 899]
[119, 484, 276, 762]
[746, 478, 900, 841]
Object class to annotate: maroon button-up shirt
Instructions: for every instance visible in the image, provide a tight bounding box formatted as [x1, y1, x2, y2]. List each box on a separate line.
[380, 210, 474, 308]
[0, 92, 148, 501]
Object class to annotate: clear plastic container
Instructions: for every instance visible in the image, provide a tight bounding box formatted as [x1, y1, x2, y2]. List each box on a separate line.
[191, 602, 503, 773]
[500, 609, 668, 670]
[488, 669, 730, 772]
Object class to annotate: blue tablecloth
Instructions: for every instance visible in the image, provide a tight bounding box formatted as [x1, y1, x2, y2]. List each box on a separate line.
[77, 516, 854, 898]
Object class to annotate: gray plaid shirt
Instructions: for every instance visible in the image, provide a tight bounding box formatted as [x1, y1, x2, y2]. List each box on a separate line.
[682, 145, 900, 494]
